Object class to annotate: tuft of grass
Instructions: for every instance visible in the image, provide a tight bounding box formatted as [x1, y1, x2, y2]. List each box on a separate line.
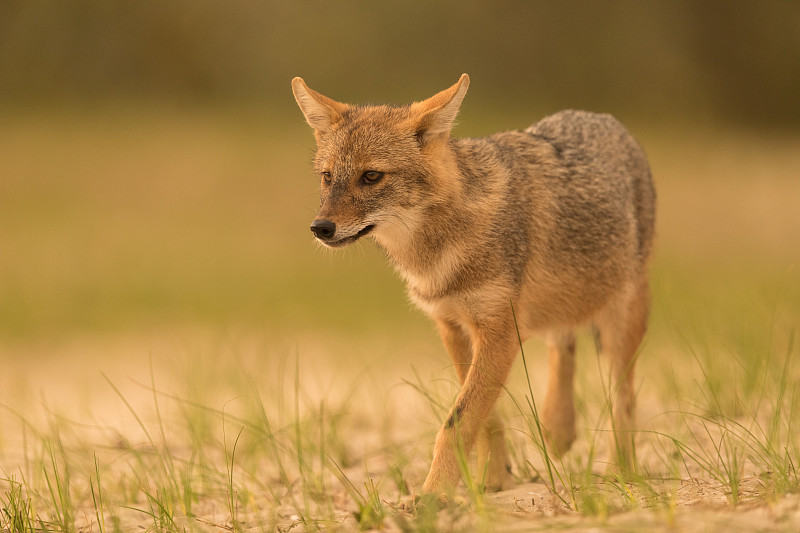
[1, 476, 36, 533]
[89, 452, 111, 533]
[329, 458, 386, 531]
[224, 423, 245, 532]
[41, 436, 74, 533]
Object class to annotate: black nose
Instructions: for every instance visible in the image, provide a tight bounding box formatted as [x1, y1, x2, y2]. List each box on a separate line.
[310, 219, 336, 240]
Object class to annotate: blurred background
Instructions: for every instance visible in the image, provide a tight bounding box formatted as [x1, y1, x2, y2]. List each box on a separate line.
[1, 0, 798, 356]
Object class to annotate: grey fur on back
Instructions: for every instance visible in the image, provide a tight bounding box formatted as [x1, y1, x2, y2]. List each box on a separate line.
[526, 110, 656, 265]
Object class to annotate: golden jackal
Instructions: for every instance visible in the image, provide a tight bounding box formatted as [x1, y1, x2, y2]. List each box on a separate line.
[292, 74, 655, 497]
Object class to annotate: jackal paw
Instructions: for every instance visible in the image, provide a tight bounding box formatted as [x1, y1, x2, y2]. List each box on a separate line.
[541, 398, 576, 457]
[484, 463, 515, 492]
[542, 423, 576, 457]
[609, 436, 637, 473]
[400, 491, 454, 512]
[541, 406, 576, 457]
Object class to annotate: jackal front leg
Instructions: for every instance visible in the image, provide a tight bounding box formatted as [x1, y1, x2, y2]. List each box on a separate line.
[422, 317, 518, 496]
[436, 319, 513, 492]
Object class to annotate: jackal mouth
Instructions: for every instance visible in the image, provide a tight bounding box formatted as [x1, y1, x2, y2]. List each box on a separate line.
[325, 224, 375, 247]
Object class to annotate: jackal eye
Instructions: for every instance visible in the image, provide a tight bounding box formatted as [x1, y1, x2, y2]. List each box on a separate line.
[320, 171, 332, 184]
[361, 171, 384, 184]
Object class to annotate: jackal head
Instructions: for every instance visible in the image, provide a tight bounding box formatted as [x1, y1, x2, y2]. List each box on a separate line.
[292, 75, 469, 250]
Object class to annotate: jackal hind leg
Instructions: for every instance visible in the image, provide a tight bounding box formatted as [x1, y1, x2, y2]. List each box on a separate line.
[594, 276, 650, 470]
[541, 330, 577, 457]
[424, 317, 517, 496]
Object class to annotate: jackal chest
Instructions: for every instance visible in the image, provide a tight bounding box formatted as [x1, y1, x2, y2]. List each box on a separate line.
[397, 244, 470, 300]
[406, 286, 467, 324]
[405, 270, 516, 329]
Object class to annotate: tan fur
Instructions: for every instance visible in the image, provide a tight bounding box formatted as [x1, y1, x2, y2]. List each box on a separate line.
[292, 74, 656, 497]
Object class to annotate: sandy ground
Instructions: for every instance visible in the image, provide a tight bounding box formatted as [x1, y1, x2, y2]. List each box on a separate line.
[2, 330, 799, 532]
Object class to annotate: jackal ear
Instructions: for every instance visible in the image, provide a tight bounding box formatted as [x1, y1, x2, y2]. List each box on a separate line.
[291, 77, 349, 133]
[412, 73, 470, 143]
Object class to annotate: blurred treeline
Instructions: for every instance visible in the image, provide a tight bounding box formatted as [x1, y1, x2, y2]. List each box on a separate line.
[1, 0, 799, 130]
